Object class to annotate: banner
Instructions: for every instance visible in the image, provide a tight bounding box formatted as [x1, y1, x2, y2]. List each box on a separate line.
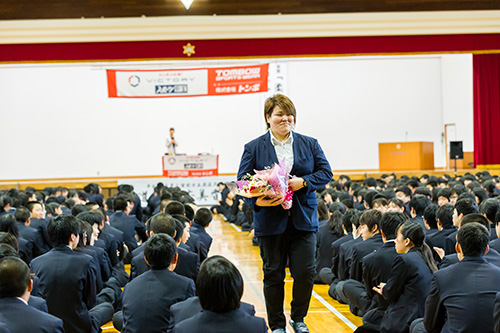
[107, 64, 268, 98]
[118, 175, 235, 206]
[162, 154, 219, 177]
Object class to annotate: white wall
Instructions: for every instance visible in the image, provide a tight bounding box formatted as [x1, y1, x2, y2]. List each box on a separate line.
[0, 54, 472, 180]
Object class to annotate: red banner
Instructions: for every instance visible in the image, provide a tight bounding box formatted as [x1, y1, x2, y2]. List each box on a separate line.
[106, 64, 268, 98]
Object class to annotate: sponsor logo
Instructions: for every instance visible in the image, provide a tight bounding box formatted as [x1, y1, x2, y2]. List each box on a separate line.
[128, 75, 140, 87]
[155, 85, 188, 94]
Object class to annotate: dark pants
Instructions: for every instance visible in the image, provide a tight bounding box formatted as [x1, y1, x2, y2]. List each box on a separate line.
[258, 221, 316, 330]
[343, 279, 372, 316]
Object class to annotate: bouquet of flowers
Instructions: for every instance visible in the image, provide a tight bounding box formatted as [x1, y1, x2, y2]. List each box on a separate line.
[236, 158, 294, 209]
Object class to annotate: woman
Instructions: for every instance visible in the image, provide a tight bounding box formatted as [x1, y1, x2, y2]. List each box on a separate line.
[237, 94, 332, 333]
[373, 220, 437, 333]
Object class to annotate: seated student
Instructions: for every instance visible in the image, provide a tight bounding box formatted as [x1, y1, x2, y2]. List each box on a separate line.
[0, 243, 47, 312]
[491, 210, 500, 253]
[165, 200, 186, 216]
[109, 195, 148, 261]
[190, 208, 213, 263]
[319, 209, 361, 285]
[372, 198, 388, 213]
[387, 198, 407, 216]
[0, 215, 34, 265]
[14, 207, 43, 259]
[338, 210, 383, 315]
[409, 223, 500, 333]
[444, 198, 478, 254]
[25, 201, 51, 253]
[353, 212, 406, 333]
[422, 204, 439, 236]
[479, 198, 500, 241]
[438, 214, 500, 269]
[436, 188, 451, 206]
[373, 220, 437, 333]
[409, 195, 429, 228]
[172, 255, 267, 333]
[172, 219, 200, 281]
[30, 214, 114, 333]
[315, 210, 344, 283]
[118, 234, 195, 333]
[426, 204, 456, 263]
[0, 257, 64, 333]
[395, 186, 412, 216]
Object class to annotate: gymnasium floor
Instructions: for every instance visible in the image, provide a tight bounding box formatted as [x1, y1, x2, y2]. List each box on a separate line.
[102, 215, 362, 332]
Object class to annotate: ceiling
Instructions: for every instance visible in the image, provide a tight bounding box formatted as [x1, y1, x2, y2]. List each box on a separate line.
[1, 0, 500, 20]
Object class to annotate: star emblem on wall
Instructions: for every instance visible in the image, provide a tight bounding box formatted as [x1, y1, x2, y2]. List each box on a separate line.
[183, 43, 195, 57]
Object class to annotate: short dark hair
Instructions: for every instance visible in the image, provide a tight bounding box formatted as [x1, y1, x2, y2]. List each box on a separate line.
[25, 201, 42, 213]
[436, 188, 451, 200]
[194, 208, 213, 228]
[436, 204, 454, 229]
[460, 213, 490, 230]
[113, 197, 128, 211]
[144, 234, 177, 270]
[173, 219, 184, 242]
[380, 212, 406, 240]
[14, 207, 30, 223]
[479, 198, 500, 223]
[264, 94, 297, 130]
[396, 186, 412, 198]
[423, 204, 438, 229]
[409, 195, 429, 216]
[184, 204, 195, 221]
[0, 232, 18, 252]
[455, 198, 479, 217]
[71, 204, 87, 217]
[165, 201, 185, 216]
[148, 213, 176, 236]
[0, 244, 19, 259]
[457, 222, 490, 257]
[0, 215, 20, 238]
[47, 214, 80, 246]
[359, 209, 382, 232]
[0, 257, 31, 298]
[76, 211, 103, 227]
[197, 255, 243, 313]
[341, 209, 359, 233]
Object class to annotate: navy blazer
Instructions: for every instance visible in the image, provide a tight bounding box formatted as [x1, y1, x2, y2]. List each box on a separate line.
[190, 223, 212, 263]
[425, 256, 500, 333]
[30, 246, 97, 333]
[0, 298, 64, 333]
[315, 224, 343, 280]
[490, 238, 500, 253]
[170, 296, 255, 326]
[362, 241, 398, 310]
[349, 233, 383, 282]
[16, 222, 42, 258]
[440, 247, 500, 269]
[494, 292, 500, 333]
[28, 295, 48, 313]
[331, 233, 353, 277]
[28, 218, 52, 253]
[444, 230, 458, 254]
[121, 268, 195, 333]
[109, 211, 147, 253]
[237, 131, 332, 236]
[172, 308, 267, 333]
[337, 237, 362, 281]
[380, 248, 433, 333]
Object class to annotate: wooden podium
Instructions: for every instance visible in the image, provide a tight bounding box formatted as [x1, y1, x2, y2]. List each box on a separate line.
[379, 142, 434, 171]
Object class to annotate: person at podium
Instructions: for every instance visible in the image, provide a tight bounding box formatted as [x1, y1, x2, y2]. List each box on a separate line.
[166, 127, 177, 155]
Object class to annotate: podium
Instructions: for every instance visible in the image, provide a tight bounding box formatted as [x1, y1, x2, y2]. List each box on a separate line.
[379, 142, 434, 171]
[162, 154, 219, 177]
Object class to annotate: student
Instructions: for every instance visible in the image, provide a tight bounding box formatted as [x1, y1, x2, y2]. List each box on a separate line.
[190, 208, 213, 263]
[25, 201, 51, 253]
[0, 257, 64, 332]
[422, 204, 439, 236]
[30, 214, 114, 333]
[355, 212, 406, 332]
[436, 188, 451, 206]
[172, 255, 267, 333]
[412, 223, 500, 333]
[373, 220, 437, 333]
[491, 210, 500, 252]
[409, 195, 428, 228]
[0, 214, 34, 265]
[425, 204, 456, 257]
[109, 195, 148, 261]
[315, 210, 344, 283]
[443, 198, 478, 254]
[120, 234, 195, 333]
[479, 198, 500, 240]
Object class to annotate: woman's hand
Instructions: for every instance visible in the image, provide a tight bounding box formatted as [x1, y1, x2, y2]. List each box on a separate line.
[256, 196, 284, 207]
[372, 282, 386, 295]
[288, 177, 305, 192]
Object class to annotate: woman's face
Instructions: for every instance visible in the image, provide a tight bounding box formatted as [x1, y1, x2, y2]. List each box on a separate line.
[395, 227, 410, 254]
[267, 106, 294, 139]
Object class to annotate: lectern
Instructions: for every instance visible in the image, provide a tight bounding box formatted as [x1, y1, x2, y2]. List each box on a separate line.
[379, 142, 434, 171]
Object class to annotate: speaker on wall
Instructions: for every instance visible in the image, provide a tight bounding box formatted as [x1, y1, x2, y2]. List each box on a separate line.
[450, 141, 463, 159]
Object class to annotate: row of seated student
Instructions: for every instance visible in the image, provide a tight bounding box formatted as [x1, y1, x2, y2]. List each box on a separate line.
[310, 171, 500, 332]
[0, 182, 268, 332]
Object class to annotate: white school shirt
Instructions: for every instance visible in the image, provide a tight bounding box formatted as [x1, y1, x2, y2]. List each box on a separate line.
[269, 130, 294, 171]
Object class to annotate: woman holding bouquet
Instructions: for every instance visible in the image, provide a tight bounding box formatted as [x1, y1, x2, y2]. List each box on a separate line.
[237, 94, 332, 333]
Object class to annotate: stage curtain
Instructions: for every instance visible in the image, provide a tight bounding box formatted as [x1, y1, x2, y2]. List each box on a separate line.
[473, 54, 500, 168]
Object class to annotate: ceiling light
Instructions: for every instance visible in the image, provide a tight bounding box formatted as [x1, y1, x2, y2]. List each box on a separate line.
[180, 0, 194, 10]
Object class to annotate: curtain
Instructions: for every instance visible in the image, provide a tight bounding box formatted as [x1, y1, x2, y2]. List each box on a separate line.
[473, 54, 500, 168]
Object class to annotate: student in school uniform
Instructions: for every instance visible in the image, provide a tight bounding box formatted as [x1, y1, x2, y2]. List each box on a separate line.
[373, 220, 437, 333]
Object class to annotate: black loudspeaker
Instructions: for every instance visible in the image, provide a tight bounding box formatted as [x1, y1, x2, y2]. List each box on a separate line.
[450, 141, 463, 159]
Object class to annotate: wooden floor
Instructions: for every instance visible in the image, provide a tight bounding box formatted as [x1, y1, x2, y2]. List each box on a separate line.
[102, 215, 363, 332]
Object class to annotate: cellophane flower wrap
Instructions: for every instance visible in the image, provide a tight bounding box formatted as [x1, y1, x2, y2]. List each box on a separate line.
[236, 158, 294, 210]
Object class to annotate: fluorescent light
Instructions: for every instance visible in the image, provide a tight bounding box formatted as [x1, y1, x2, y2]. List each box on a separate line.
[180, 0, 194, 10]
